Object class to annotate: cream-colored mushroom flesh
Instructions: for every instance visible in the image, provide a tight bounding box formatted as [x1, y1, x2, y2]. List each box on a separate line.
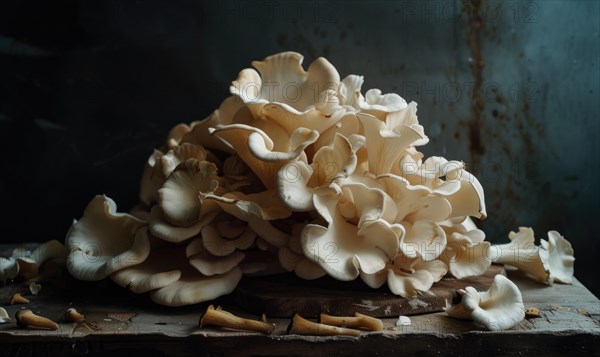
[445, 274, 525, 331]
[66, 195, 149, 281]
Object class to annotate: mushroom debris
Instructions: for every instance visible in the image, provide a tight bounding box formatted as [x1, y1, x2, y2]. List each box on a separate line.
[64, 51, 575, 306]
[1, 240, 68, 284]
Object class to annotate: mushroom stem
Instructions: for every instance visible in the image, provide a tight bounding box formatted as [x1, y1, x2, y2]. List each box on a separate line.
[15, 309, 59, 330]
[488, 243, 547, 283]
[319, 313, 383, 331]
[64, 308, 85, 323]
[11, 293, 29, 304]
[287, 313, 361, 336]
[199, 305, 274, 334]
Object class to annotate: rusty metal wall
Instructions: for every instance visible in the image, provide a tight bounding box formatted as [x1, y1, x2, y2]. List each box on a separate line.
[0, 0, 598, 295]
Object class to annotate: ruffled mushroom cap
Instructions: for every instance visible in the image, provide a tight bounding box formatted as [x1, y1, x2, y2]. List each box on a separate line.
[180, 106, 236, 154]
[376, 174, 451, 261]
[440, 224, 491, 279]
[360, 254, 447, 297]
[230, 51, 345, 132]
[397, 156, 486, 219]
[540, 230, 574, 284]
[445, 274, 525, 331]
[489, 227, 575, 285]
[278, 223, 326, 280]
[209, 124, 318, 189]
[111, 246, 242, 306]
[301, 183, 401, 280]
[277, 133, 357, 211]
[338, 75, 408, 119]
[358, 113, 426, 176]
[202, 190, 291, 248]
[66, 195, 149, 281]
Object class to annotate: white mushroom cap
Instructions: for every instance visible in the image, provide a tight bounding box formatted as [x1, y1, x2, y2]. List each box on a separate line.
[230, 52, 342, 126]
[160, 143, 208, 178]
[440, 228, 491, 279]
[66, 195, 150, 281]
[361, 254, 447, 297]
[148, 205, 218, 243]
[158, 159, 224, 227]
[202, 190, 291, 247]
[358, 113, 426, 176]
[540, 230, 575, 284]
[209, 124, 317, 189]
[301, 184, 401, 280]
[489, 227, 575, 285]
[150, 267, 241, 307]
[277, 133, 357, 211]
[200, 224, 256, 257]
[445, 274, 525, 331]
[180, 110, 235, 154]
[185, 234, 246, 276]
[0, 307, 9, 324]
[111, 246, 242, 306]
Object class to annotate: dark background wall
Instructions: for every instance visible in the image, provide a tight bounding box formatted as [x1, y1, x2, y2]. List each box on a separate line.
[0, 0, 598, 296]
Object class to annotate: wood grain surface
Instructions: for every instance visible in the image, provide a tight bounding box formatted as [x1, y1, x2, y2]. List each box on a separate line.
[234, 265, 506, 317]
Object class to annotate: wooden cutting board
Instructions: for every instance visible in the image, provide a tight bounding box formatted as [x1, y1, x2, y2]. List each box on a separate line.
[234, 264, 505, 318]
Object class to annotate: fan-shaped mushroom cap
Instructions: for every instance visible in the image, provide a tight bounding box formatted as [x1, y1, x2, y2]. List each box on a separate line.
[66, 195, 149, 281]
[445, 274, 525, 331]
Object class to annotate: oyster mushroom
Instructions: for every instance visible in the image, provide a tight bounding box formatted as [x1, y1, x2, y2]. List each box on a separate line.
[185, 233, 246, 276]
[301, 183, 401, 281]
[360, 254, 448, 297]
[338, 74, 409, 119]
[445, 274, 525, 331]
[209, 124, 318, 189]
[65, 195, 149, 281]
[488, 227, 574, 284]
[278, 222, 326, 280]
[202, 190, 291, 248]
[358, 113, 426, 176]
[111, 246, 242, 306]
[158, 159, 225, 227]
[230, 51, 345, 133]
[440, 221, 491, 279]
[0, 307, 10, 323]
[277, 133, 357, 211]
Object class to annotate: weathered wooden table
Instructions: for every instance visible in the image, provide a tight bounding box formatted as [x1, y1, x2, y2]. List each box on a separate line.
[0, 267, 598, 356]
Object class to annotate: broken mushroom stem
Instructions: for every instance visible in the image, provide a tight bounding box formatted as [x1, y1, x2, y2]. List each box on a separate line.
[11, 293, 29, 305]
[64, 308, 85, 323]
[15, 309, 59, 330]
[199, 305, 274, 334]
[287, 313, 361, 337]
[319, 312, 383, 331]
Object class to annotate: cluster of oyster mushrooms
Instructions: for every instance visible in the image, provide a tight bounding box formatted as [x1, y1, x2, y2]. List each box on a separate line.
[63, 52, 575, 329]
